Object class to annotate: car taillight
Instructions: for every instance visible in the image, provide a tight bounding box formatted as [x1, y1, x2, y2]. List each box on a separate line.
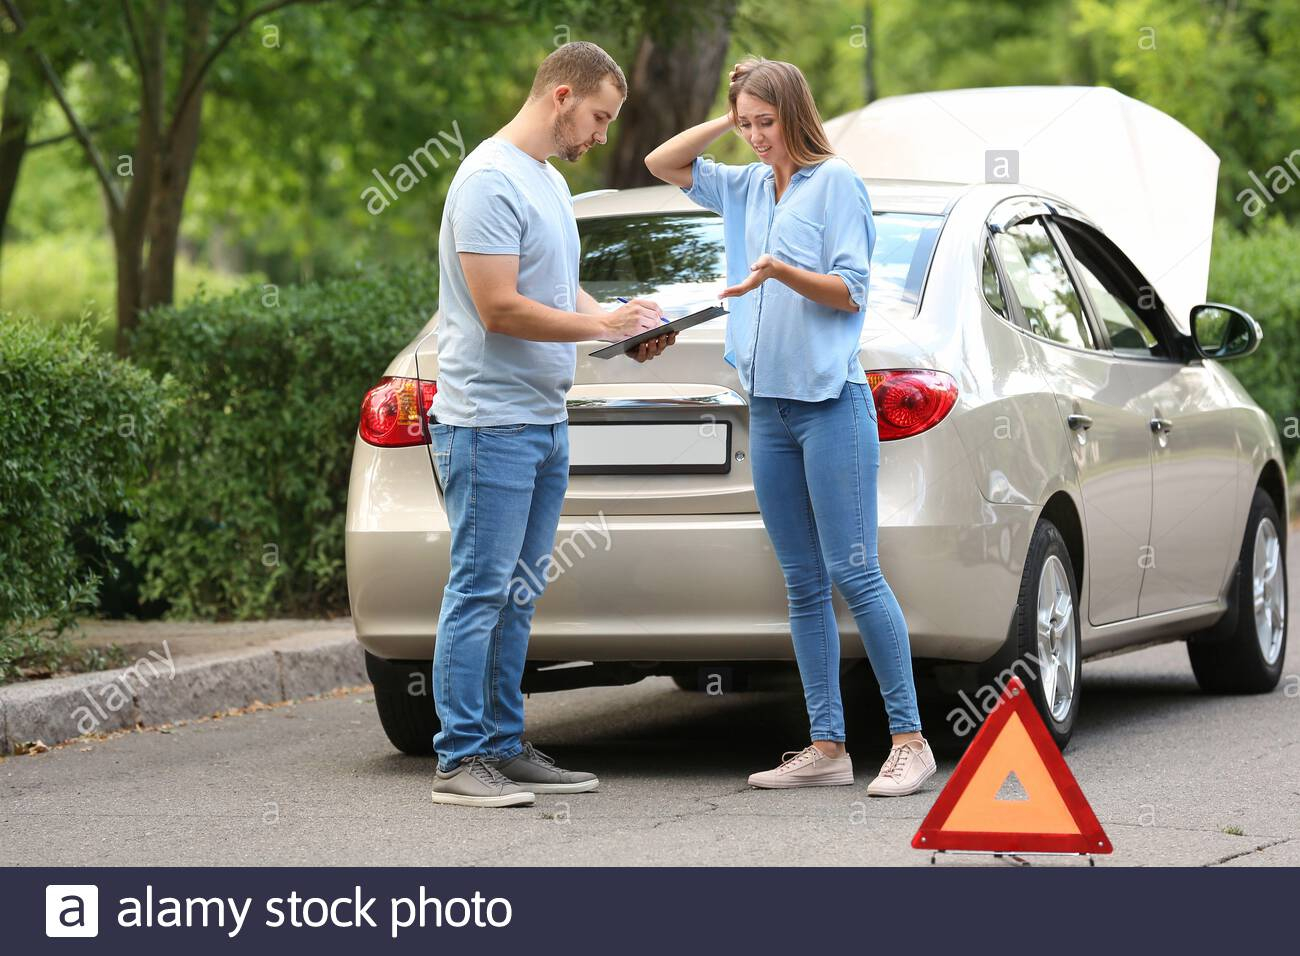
[358, 376, 437, 447]
[865, 369, 958, 441]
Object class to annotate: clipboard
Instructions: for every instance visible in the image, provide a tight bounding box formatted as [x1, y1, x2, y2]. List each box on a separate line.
[588, 304, 727, 359]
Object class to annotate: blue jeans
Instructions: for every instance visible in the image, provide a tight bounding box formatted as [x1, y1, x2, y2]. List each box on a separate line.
[428, 421, 569, 771]
[749, 381, 922, 739]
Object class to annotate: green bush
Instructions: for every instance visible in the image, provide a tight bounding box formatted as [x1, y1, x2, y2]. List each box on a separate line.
[0, 314, 175, 681]
[1207, 218, 1300, 472]
[127, 265, 437, 619]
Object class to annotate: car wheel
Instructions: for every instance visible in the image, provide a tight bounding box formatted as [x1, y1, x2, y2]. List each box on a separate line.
[1009, 519, 1083, 750]
[365, 652, 438, 755]
[1188, 489, 1288, 694]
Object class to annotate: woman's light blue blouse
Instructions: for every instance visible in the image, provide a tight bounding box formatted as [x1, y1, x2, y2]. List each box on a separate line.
[681, 154, 876, 402]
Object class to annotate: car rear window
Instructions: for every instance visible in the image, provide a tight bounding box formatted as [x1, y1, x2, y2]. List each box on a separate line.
[578, 211, 943, 321]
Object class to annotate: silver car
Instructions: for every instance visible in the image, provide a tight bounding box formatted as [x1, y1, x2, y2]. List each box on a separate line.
[351, 76, 1294, 754]
[346, 170, 1288, 753]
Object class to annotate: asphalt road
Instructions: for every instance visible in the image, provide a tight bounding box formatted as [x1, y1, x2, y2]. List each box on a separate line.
[3, 537, 1297, 867]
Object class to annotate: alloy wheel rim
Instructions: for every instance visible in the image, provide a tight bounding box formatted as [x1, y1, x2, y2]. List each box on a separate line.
[1253, 518, 1286, 665]
[1036, 554, 1077, 723]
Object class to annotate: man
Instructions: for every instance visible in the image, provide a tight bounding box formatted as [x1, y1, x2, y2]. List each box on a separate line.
[429, 41, 674, 808]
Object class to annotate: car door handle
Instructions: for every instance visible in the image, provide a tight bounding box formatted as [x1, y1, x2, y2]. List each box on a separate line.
[1149, 417, 1173, 434]
[1067, 413, 1093, 431]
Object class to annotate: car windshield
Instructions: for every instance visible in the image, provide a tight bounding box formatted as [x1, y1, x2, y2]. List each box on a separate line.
[578, 211, 943, 323]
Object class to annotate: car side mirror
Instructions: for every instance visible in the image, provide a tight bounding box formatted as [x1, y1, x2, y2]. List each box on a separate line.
[1190, 303, 1261, 360]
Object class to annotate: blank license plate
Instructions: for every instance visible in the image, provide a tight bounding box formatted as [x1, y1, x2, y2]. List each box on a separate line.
[568, 422, 731, 475]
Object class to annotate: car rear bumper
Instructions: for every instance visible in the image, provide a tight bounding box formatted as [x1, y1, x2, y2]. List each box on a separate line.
[346, 424, 1037, 666]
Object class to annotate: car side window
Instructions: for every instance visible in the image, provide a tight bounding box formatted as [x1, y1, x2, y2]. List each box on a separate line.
[992, 218, 1094, 349]
[981, 239, 1008, 318]
[1054, 218, 1165, 359]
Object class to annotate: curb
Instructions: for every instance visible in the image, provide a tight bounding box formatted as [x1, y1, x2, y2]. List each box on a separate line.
[0, 630, 369, 755]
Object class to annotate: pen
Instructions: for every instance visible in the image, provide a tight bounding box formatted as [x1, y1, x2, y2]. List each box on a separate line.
[617, 297, 669, 323]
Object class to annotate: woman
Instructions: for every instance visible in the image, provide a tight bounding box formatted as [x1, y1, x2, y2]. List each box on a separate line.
[645, 57, 934, 796]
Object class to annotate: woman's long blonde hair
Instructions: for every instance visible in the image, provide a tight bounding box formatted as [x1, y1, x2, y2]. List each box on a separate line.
[727, 56, 835, 168]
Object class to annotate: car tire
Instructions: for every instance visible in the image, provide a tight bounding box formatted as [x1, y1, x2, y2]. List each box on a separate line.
[1008, 519, 1083, 750]
[365, 652, 438, 756]
[1188, 489, 1288, 694]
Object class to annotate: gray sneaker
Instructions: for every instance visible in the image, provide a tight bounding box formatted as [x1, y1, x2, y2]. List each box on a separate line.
[431, 755, 535, 808]
[493, 742, 599, 794]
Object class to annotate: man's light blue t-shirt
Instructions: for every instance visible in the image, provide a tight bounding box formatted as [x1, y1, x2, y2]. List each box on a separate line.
[431, 137, 580, 427]
[681, 154, 876, 402]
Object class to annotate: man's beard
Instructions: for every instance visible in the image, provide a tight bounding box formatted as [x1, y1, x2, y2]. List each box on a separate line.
[553, 109, 588, 162]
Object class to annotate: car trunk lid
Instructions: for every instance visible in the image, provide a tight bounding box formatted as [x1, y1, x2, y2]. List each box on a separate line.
[564, 315, 757, 515]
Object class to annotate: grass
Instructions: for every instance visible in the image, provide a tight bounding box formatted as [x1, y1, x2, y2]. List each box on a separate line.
[0, 230, 262, 351]
[0, 631, 132, 688]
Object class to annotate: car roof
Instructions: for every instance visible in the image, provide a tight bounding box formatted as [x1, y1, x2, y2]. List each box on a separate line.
[573, 178, 967, 220]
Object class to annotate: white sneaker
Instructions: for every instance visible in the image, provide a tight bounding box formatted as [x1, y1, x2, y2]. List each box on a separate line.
[748, 745, 854, 789]
[866, 737, 936, 797]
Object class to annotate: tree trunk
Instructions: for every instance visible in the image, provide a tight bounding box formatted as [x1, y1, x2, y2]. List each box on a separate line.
[114, 230, 145, 354]
[142, 0, 210, 312]
[605, 0, 737, 189]
[863, 0, 877, 104]
[113, 0, 166, 356]
[0, 61, 38, 304]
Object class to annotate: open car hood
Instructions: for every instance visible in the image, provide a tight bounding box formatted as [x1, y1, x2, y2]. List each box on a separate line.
[824, 86, 1219, 333]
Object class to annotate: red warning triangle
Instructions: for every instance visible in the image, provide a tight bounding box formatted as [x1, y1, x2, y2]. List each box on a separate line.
[913, 676, 1112, 854]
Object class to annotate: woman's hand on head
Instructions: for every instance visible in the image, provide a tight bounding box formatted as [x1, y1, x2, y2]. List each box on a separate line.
[728, 60, 754, 93]
[720, 253, 782, 300]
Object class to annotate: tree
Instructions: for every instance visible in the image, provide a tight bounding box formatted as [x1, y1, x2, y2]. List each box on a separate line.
[605, 0, 738, 188]
[4, 0, 670, 350]
[0, 5, 82, 301]
[0, 54, 42, 298]
[3, 0, 324, 354]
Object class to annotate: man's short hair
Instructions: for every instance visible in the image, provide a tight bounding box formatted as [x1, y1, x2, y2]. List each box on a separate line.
[529, 41, 627, 101]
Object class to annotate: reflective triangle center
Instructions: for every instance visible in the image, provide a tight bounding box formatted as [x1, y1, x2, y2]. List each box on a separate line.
[942, 712, 1082, 834]
[995, 770, 1028, 801]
